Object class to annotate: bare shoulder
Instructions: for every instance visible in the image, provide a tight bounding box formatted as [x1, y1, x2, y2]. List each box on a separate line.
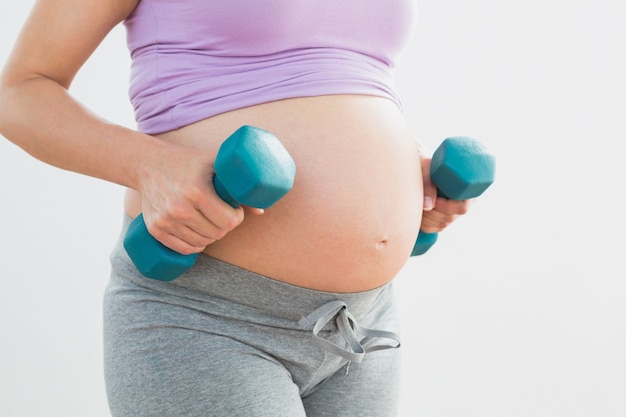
[1, 0, 139, 88]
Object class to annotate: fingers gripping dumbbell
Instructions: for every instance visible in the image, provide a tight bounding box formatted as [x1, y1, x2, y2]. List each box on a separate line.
[411, 136, 496, 256]
[124, 125, 297, 281]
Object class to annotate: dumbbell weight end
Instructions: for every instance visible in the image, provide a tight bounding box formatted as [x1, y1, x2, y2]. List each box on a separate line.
[124, 214, 199, 281]
[411, 231, 438, 256]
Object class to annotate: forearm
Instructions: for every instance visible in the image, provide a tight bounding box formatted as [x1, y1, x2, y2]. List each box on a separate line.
[0, 76, 164, 190]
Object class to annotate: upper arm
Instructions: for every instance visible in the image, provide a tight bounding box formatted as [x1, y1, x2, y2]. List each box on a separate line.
[1, 0, 139, 88]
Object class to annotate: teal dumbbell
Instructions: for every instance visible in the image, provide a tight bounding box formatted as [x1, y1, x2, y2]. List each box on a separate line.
[411, 136, 496, 256]
[124, 125, 296, 281]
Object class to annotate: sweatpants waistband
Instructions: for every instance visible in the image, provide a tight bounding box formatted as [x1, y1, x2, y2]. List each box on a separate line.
[111, 214, 394, 323]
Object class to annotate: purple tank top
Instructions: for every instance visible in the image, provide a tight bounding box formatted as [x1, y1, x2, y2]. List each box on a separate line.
[124, 0, 417, 134]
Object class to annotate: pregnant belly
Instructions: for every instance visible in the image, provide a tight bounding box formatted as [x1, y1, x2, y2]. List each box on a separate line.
[127, 95, 424, 292]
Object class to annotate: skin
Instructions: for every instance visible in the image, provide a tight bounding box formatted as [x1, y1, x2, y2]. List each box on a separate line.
[0, 0, 471, 292]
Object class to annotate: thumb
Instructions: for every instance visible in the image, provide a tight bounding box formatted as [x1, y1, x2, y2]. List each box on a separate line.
[244, 206, 265, 216]
[420, 156, 437, 211]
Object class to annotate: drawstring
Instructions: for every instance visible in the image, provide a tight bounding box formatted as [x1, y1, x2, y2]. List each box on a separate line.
[298, 300, 401, 363]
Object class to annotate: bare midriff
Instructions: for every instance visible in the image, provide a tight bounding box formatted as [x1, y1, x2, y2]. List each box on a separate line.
[125, 95, 423, 292]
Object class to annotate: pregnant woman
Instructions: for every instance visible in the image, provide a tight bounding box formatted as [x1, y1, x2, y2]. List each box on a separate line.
[0, 1, 472, 416]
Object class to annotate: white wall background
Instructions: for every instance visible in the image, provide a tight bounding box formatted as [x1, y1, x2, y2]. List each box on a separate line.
[1, 1, 624, 416]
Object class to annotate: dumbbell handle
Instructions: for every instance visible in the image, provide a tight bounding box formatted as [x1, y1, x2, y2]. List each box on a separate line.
[411, 137, 495, 256]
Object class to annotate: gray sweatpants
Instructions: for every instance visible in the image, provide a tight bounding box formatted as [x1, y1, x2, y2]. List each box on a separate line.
[104, 216, 403, 417]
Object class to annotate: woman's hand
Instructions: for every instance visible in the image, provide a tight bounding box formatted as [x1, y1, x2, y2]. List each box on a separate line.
[137, 142, 263, 255]
[419, 155, 473, 234]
